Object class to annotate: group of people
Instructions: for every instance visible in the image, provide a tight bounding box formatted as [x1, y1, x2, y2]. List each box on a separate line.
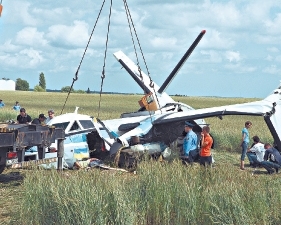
[181, 119, 281, 174]
[0, 100, 21, 110]
[0, 99, 56, 124]
[181, 121, 214, 167]
[16, 108, 55, 125]
[240, 120, 281, 174]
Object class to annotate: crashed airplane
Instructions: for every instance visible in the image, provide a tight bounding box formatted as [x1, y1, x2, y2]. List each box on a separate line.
[31, 29, 281, 169]
[92, 80, 281, 166]
[35, 30, 208, 168]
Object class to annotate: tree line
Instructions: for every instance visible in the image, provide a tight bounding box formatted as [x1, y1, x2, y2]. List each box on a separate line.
[7, 73, 91, 93]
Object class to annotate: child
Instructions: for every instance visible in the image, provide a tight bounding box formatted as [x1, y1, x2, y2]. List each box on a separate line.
[12, 101, 21, 111]
[240, 121, 252, 170]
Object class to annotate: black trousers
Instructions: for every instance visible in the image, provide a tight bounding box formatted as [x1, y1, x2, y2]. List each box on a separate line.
[200, 156, 212, 166]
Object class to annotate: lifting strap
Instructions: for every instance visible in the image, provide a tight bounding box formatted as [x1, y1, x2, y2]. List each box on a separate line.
[97, 0, 113, 118]
[123, 0, 162, 119]
[60, 0, 106, 115]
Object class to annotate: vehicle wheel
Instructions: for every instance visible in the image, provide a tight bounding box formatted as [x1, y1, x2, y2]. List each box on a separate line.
[0, 164, 5, 174]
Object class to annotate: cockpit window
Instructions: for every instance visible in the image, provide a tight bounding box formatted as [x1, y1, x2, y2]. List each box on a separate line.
[70, 121, 81, 131]
[52, 122, 69, 130]
[79, 120, 94, 129]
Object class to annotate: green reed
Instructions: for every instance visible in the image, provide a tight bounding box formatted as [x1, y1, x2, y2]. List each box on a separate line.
[14, 159, 281, 225]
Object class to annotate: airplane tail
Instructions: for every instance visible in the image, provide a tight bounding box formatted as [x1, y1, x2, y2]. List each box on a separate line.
[113, 30, 206, 110]
[113, 51, 174, 110]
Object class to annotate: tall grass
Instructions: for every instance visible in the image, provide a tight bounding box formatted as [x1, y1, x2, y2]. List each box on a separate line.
[15, 159, 281, 225]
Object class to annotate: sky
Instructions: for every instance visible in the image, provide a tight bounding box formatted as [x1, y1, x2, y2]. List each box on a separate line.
[0, 0, 281, 98]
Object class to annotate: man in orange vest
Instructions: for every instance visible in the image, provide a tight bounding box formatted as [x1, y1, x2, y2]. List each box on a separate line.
[199, 126, 213, 166]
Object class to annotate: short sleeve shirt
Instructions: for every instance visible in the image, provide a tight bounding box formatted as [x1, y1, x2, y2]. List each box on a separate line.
[13, 105, 21, 111]
[200, 134, 213, 157]
[17, 114, 32, 124]
[242, 127, 249, 143]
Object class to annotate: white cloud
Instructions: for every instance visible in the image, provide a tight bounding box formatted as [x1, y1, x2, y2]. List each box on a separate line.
[0, 54, 18, 67]
[0, 40, 20, 53]
[46, 20, 90, 48]
[19, 48, 44, 68]
[225, 51, 241, 62]
[224, 63, 256, 73]
[267, 47, 280, 53]
[9, 1, 37, 26]
[266, 55, 273, 61]
[275, 55, 281, 62]
[264, 13, 281, 34]
[0, 48, 43, 68]
[150, 37, 177, 49]
[200, 50, 222, 63]
[263, 65, 280, 74]
[202, 1, 241, 27]
[68, 48, 96, 58]
[15, 27, 48, 47]
[203, 30, 235, 50]
[32, 7, 72, 24]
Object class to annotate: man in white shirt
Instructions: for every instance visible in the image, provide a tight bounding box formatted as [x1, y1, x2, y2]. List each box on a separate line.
[45, 109, 55, 124]
[246, 136, 265, 168]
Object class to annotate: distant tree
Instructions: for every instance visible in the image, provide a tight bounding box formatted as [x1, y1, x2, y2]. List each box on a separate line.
[39, 72, 46, 90]
[2, 77, 10, 80]
[34, 85, 45, 92]
[16, 78, 29, 91]
[87, 87, 90, 94]
[75, 89, 86, 94]
[61, 86, 74, 93]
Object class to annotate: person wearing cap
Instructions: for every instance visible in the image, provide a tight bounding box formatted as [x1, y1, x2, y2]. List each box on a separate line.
[46, 109, 55, 124]
[16, 108, 32, 124]
[0, 99, 5, 108]
[32, 114, 47, 125]
[183, 121, 198, 163]
[12, 101, 21, 111]
[199, 126, 213, 166]
[260, 143, 281, 174]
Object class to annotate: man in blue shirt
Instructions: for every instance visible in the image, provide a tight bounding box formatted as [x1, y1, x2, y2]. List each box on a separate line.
[183, 121, 198, 163]
[261, 143, 281, 174]
[0, 99, 5, 108]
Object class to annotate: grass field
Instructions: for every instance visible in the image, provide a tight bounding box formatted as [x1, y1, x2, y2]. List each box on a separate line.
[0, 91, 279, 225]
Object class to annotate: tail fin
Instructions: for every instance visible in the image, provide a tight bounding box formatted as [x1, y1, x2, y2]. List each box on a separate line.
[113, 51, 174, 109]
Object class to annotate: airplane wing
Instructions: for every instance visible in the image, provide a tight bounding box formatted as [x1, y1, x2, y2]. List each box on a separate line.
[153, 99, 271, 125]
[152, 90, 281, 150]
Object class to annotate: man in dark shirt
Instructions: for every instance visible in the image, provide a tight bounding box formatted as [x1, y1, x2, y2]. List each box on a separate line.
[261, 143, 281, 174]
[31, 113, 46, 125]
[17, 108, 32, 124]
